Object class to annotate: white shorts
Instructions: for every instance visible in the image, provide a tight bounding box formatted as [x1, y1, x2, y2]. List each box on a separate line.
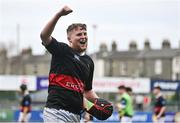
[18, 112, 31, 123]
[43, 107, 80, 123]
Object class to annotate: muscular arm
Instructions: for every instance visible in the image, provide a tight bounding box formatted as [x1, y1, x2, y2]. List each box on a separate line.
[40, 6, 72, 45]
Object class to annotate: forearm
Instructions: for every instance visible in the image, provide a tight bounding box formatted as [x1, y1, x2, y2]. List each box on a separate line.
[157, 107, 166, 117]
[84, 90, 98, 100]
[40, 12, 62, 44]
[40, 6, 72, 45]
[83, 90, 98, 109]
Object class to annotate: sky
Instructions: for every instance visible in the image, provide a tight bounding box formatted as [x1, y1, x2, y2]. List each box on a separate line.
[0, 0, 180, 55]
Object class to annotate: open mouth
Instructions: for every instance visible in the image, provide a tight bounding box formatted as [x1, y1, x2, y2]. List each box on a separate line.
[79, 39, 87, 45]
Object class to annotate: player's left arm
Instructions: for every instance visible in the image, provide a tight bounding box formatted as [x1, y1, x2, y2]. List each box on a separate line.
[84, 57, 98, 100]
[83, 58, 98, 108]
[83, 57, 113, 120]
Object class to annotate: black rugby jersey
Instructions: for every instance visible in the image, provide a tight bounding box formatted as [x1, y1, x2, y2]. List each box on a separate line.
[20, 94, 31, 113]
[154, 95, 166, 117]
[43, 37, 94, 114]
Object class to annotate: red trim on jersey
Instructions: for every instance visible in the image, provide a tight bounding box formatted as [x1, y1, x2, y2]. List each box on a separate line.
[49, 73, 85, 93]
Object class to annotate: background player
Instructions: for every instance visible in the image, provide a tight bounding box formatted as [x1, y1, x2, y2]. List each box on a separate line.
[40, 6, 99, 122]
[116, 85, 134, 123]
[126, 87, 133, 96]
[18, 84, 31, 123]
[152, 86, 166, 123]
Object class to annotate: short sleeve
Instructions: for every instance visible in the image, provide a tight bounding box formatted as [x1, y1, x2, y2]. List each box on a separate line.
[42, 37, 69, 56]
[84, 58, 94, 91]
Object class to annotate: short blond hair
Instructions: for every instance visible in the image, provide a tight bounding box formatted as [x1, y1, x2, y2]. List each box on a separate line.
[67, 23, 87, 34]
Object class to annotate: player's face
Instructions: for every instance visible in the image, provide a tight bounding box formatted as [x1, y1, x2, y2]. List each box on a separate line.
[153, 88, 159, 95]
[68, 27, 88, 53]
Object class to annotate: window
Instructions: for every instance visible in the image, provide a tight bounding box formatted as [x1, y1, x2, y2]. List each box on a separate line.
[155, 59, 162, 75]
[120, 62, 127, 75]
[176, 73, 180, 80]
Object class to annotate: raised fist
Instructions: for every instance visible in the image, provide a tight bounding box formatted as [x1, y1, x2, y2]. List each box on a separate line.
[59, 6, 73, 16]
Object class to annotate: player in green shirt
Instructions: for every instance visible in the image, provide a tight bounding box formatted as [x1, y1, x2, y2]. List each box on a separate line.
[116, 85, 134, 123]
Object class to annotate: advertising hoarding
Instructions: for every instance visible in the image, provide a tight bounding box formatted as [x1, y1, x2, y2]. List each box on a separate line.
[0, 75, 36, 91]
[93, 77, 150, 93]
[151, 79, 180, 92]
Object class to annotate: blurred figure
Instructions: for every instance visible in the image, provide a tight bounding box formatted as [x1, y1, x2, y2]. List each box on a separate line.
[126, 87, 133, 96]
[135, 94, 144, 111]
[18, 84, 31, 123]
[152, 86, 166, 123]
[116, 85, 134, 123]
